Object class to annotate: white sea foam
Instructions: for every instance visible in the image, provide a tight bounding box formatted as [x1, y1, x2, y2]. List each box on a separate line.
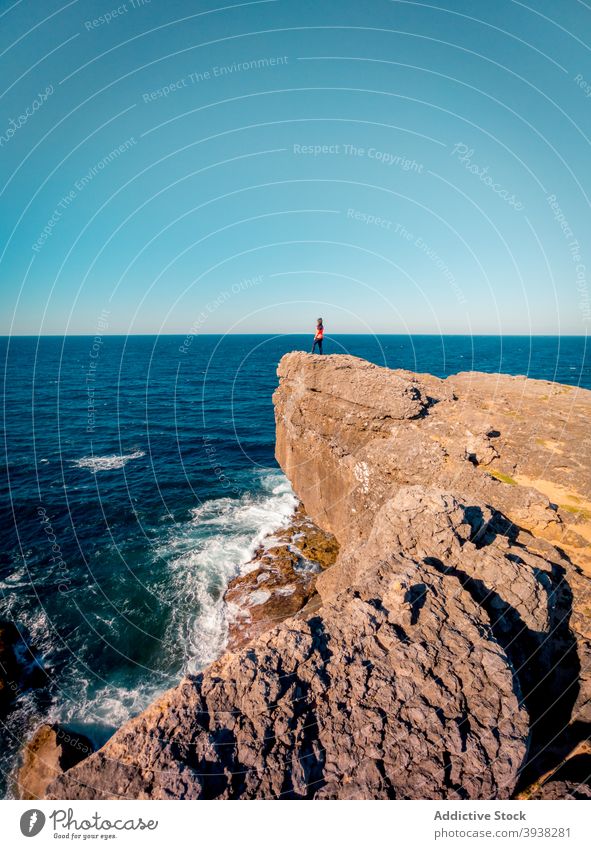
[15, 469, 297, 751]
[156, 468, 297, 674]
[52, 678, 161, 733]
[72, 450, 145, 473]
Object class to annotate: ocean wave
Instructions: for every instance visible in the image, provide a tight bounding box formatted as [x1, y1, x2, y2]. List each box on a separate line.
[72, 450, 145, 473]
[50, 677, 164, 743]
[0, 467, 297, 778]
[156, 468, 297, 673]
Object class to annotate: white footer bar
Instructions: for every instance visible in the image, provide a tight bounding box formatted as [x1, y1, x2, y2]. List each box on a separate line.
[1, 799, 589, 847]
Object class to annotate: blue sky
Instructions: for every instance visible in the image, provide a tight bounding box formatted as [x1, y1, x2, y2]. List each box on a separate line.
[1, 0, 590, 335]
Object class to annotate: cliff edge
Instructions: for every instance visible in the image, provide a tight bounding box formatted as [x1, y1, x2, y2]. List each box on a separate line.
[39, 353, 591, 800]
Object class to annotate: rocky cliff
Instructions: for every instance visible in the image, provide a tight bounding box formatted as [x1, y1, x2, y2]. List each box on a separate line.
[40, 353, 591, 800]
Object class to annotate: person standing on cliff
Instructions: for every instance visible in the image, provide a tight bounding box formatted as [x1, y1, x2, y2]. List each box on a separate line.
[311, 317, 324, 354]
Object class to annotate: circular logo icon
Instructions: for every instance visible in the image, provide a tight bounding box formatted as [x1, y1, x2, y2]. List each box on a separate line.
[20, 810, 46, 837]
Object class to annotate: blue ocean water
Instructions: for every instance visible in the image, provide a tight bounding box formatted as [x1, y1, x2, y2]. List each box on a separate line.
[0, 334, 589, 796]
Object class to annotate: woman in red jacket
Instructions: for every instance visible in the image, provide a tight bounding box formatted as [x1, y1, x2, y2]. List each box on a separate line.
[311, 317, 324, 354]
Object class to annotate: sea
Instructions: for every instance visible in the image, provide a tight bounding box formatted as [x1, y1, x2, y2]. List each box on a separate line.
[0, 334, 589, 796]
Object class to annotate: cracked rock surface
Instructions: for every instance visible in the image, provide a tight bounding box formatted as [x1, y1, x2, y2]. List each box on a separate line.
[47, 545, 527, 800]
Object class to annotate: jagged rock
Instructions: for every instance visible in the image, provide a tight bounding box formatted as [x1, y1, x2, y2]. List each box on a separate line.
[287, 504, 340, 569]
[17, 724, 93, 800]
[464, 427, 499, 466]
[47, 546, 527, 800]
[530, 781, 591, 800]
[224, 505, 338, 651]
[44, 353, 591, 800]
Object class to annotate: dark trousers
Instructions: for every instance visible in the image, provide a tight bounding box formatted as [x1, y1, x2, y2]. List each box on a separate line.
[311, 338, 323, 354]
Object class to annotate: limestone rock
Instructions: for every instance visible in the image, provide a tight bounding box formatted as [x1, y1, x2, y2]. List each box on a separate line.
[530, 781, 591, 800]
[464, 427, 499, 466]
[47, 549, 527, 800]
[17, 724, 93, 800]
[275, 352, 591, 738]
[224, 504, 338, 651]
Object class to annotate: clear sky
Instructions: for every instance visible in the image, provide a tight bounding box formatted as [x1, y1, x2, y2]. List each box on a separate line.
[1, 0, 590, 335]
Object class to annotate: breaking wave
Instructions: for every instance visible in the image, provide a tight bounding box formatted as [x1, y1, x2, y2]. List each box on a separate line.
[72, 450, 145, 473]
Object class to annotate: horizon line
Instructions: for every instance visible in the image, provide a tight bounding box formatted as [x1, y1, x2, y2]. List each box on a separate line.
[1, 332, 589, 338]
